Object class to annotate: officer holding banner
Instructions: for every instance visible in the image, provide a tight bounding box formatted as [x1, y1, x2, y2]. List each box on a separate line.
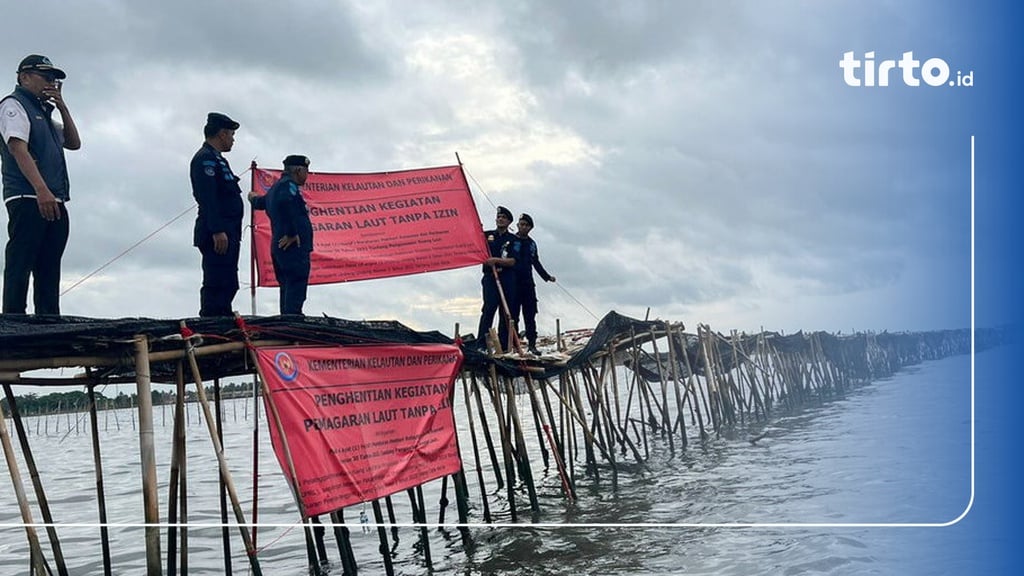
[250, 155, 313, 315]
[474, 205, 517, 352]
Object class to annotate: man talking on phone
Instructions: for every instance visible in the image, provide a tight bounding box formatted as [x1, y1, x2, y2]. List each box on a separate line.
[0, 54, 81, 315]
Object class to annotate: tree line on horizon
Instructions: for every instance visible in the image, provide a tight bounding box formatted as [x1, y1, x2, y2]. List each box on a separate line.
[1, 381, 255, 417]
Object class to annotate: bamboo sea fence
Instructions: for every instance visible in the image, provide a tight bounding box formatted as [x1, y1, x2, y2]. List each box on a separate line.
[0, 312, 1005, 575]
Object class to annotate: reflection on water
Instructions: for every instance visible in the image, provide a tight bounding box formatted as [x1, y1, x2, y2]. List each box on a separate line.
[0, 350, 974, 575]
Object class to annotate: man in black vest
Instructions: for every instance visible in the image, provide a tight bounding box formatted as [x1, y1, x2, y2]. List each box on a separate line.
[249, 155, 313, 315]
[0, 54, 81, 315]
[190, 112, 243, 317]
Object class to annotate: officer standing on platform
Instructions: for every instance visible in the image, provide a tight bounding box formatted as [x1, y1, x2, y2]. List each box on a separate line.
[1, 54, 81, 315]
[511, 213, 556, 355]
[249, 155, 313, 315]
[190, 112, 243, 317]
[474, 205, 517, 351]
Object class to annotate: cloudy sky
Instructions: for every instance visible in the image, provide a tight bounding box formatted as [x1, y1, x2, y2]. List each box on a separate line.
[2, 0, 982, 337]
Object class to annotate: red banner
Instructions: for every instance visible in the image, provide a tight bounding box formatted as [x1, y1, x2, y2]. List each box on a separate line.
[256, 344, 464, 517]
[251, 164, 488, 286]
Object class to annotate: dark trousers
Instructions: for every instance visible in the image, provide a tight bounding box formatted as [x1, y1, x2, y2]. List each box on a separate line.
[476, 273, 517, 351]
[512, 283, 539, 348]
[198, 239, 240, 317]
[3, 199, 69, 315]
[272, 251, 310, 315]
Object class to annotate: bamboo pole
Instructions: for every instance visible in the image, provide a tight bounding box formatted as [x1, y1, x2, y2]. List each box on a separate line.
[678, 330, 707, 441]
[459, 371, 492, 522]
[607, 342, 624, 437]
[580, 366, 612, 464]
[537, 376, 578, 493]
[86, 384, 113, 576]
[410, 487, 433, 568]
[663, 324, 688, 450]
[182, 329, 263, 575]
[1, 385, 68, 575]
[178, 392, 189, 575]
[647, 329, 673, 453]
[697, 326, 721, 434]
[566, 369, 599, 479]
[486, 365, 518, 521]
[526, 387, 550, 471]
[502, 374, 540, 513]
[0, 390, 49, 576]
[469, 372, 503, 491]
[625, 341, 649, 458]
[166, 363, 185, 575]
[537, 377, 618, 472]
[214, 379, 233, 575]
[562, 374, 577, 484]
[442, 323, 469, 529]
[371, 500, 395, 576]
[329, 510, 358, 575]
[525, 374, 574, 500]
[0, 339, 291, 373]
[132, 335, 163, 576]
[581, 365, 619, 485]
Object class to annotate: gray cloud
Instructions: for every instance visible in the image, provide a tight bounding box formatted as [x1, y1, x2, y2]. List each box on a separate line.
[0, 0, 973, 336]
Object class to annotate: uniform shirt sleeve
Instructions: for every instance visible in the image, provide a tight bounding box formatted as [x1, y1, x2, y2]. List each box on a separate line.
[0, 99, 30, 144]
[531, 242, 554, 281]
[281, 182, 303, 237]
[190, 153, 228, 235]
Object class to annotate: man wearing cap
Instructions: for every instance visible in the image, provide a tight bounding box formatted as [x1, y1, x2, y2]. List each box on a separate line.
[0, 54, 81, 315]
[190, 112, 243, 317]
[510, 213, 556, 355]
[474, 206, 518, 352]
[248, 155, 313, 315]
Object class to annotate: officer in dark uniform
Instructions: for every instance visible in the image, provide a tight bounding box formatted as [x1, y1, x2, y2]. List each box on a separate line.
[510, 213, 556, 355]
[190, 112, 243, 317]
[474, 206, 517, 352]
[249, 155, 313, 315]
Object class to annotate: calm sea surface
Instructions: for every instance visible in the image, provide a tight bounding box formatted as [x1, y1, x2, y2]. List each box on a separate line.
[0, 349, 978, 575]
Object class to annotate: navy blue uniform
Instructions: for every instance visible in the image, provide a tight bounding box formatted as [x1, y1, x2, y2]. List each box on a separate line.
[190, 142, 243, 316]
[510, 235, 553, 350]
[475, 229, 517, 351]
[251, 173, 312, 315]
[1, 86, 71, 315]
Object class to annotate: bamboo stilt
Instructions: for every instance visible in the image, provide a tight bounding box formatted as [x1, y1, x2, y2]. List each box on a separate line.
[469, 372, 503, 491]
[132, 335, 162, 576]
[166, 363, 185, 575]
[486, 365, 517, 521]
[214, 379, 233, 575]
[460, 372, 492, 523]
[182, 327, 262, 575]
[1, 385, 68, 575]
[0, 389, 49, 576]
[86, 384, 113, 576]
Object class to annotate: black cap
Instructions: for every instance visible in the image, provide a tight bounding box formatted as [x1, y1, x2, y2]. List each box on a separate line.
[519, 213, 534, 227]
[496, 206, 513, 220]
[205, 112, 239, 131]
[283, 155, 310, 168]
[18, 55, 66, 79]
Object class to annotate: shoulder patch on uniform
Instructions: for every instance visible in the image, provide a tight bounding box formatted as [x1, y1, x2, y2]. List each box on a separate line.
[204, 166, 215, 176]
